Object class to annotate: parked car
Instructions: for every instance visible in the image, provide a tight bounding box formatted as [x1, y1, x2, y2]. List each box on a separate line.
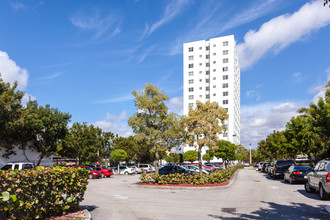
[305, 159, 330, 200]
[1, 162, 34, 171]
[261, 163, 269, 172]
[257, 162, 264, 171]
[244, 162, 250, 167]
[270, 159, 295, 179]
[130, 166, 142, 174]
[74, 165, 102, 179]
[182, 165, 210, 174]
[114, 166, 134, 175]
[137, 164, 153, 173]
[283, 165, 312, 184]
[93, 166, 113, 178]
[159, 165, 192, 175]
[186, 163, 215, 172]
[204, 163, 222, 170]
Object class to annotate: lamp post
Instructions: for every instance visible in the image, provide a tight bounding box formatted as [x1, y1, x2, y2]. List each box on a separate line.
[249, 143, 252, 165]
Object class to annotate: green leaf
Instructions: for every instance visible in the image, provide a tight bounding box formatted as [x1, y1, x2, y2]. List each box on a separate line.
[67, 196, 73, 203]
[19, 200, 24, 206]
[10, 194, 17, 202]
[2, 191, 10, 201]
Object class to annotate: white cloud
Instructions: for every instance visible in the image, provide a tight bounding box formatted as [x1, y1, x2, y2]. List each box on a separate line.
[142, 0, 190, 39]
[167, 96, 183, 114]
[0, 50, 28, 90]
[240, 101, 303, 148]
[291, 72, 304, 84]
[237, 0, 330, 70]
[309, 67, 330, 103]
[136, 46, 156, 64]
[70, 11, 121, 40]
[10, 2, 25, 11]
[106, 111, 127, 122]
[93, 120, 132, 137]
[21, 93, 36, 106]
[246, 90, 261, 101]
[96, 95, 133, 104]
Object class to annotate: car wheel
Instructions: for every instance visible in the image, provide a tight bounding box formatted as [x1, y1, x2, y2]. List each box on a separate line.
[319, 184, 329, 200]
[305, 181, 315, 193]
[101, 173, 105, 178]
[283, 176, 287, 182]
[289, 177, 294, 184]
[89, 174, 94, 179]
[272, 174, 276, 180]
[124, 171, 129, 175]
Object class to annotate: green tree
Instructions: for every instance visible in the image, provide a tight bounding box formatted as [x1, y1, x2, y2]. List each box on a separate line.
[111, 149, 127, 174]
[202, 153, 213, 163]
[181, 100, 228, 174]
[169, 152, 181, 164]
[57, 122, 104, 165]
[23, 101, 71, 165]
[165, 156, 173, 163]
[128, 84, 182, 174]
[214, 140, 237, 168]
[183, 150, 198, 163]
[0, 76, 25, 157]
[114, 136, 137, 164]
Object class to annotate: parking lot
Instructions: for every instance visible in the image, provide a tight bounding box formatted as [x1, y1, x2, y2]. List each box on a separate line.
[80, 167, 330, 220]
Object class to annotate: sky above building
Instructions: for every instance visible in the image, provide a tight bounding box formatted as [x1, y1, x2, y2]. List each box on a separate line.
[0, 0, 329, 149]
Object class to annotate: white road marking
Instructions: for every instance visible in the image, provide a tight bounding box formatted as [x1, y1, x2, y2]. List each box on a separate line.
[270, 186, 279, 189]
[113, 195, 129, 199]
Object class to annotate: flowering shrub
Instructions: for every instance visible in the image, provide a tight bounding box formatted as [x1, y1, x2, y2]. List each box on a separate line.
[139, 165, 243, 185]
[0, 166, 89, 219]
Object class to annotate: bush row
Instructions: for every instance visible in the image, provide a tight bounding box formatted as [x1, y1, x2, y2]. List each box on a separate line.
[0, 166, 89, 219]
[140, 165, 244, 185]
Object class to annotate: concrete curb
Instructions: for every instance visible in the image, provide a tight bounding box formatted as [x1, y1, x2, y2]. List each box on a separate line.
[130, 168, 240, 190]
[83, 209, 92, 220]
[324, 206, 330, 214]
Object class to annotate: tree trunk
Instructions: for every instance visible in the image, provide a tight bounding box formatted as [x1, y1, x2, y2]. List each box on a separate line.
[198, 147, 202, 175]
[155, 145, 159, 175]
[117, 162, 120, 174]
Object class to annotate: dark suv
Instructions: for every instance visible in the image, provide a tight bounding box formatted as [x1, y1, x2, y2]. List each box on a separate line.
[270, 159, 295, 179]
[305, 159, 330, 200]
[159, 165, 191, 175]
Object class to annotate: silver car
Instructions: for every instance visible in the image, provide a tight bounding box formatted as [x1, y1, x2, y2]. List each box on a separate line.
[305, 159, 330, 200]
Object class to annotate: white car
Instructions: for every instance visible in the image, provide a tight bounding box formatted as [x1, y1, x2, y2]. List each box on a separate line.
[1, 162, 34, 171]
[113, 166, 134, 175]
[130, 166, 142, 174]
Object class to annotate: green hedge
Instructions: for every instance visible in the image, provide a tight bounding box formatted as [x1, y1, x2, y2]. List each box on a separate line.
[0, 166, 89, 219]
[140, 165, 244, 185]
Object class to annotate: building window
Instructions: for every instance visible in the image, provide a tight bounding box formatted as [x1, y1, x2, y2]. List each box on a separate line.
[213, 44, 216, 47]
[199, 79, 202, 82]
[225, 108, 228, 112]
[206, 79, 210, 83]
[189, 95, 194, 100]
[213, 93, 216, 96]
[223, 100, 228, 104]
[199, 63, 202, 66]
[189, 64, 193, 68]
[213, 61, 216, 64]
[189, 71, 193, 76]
[206, 46, 210, 51]
[189, 143, 194, 147]
[223, 133, 228, 137]
[199, 71, 202, 74]
[206, 71, 210, 75]
[189, 103, 193, 107]
[206, 55, 210, 59]
[189, 79, 194, 84]
[213, 85, 216, 88]
[223, 50, 228, 55]
[223, 67, 228, 72]
[199, 95, 202, 98]
[206, 94, 210, 99]
[199, 47, 202, 50]
[189, 47, 194, 52]
[213, 77, 216, 80]
[213, 69, 216, 72]
[223, 41, 228, 46]
[199, 87, 202, 90]
[189, 87, 194, 92]
[188, 56, 193, 60]
[199, 55, 202, 58]
[206, 63, 210, 67]
[223, 91, 228, 96]
[223, 83, 228, 88]
[223, 58, 228, 63]
[213, 53, 216, 56]
[223, 75, 228, 80]
[206, 87, 210, 91]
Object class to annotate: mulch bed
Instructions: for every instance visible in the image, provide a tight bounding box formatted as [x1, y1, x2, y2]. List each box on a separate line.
[46, 209, 85, 220]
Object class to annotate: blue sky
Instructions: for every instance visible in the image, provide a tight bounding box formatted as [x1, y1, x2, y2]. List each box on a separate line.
[0, 0, 329, 149]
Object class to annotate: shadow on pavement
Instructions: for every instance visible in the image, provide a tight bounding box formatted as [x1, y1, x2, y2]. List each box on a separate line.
[79, 205, 98, 212]
[208, 201, 329, 219]
[297, 189, 322, 201]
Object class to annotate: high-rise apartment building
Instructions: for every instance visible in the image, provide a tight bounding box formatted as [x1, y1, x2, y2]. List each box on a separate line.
[183, 35, 240, 160]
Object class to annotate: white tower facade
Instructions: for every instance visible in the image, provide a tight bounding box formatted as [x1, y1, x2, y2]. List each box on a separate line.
[183, 35, 240, 160]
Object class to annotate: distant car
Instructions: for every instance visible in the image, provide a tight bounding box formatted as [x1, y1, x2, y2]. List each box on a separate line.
[1, 162, 34, 171]
[244, 162, 250, 167]
[74, 165, 102, 179]
[270, 160, 295, 179]
[283, 165, 312, 184]
[182, 165, 209, 174]
[130, 166, 142, 174]
[93, 166, 113, 178]
[186, 163, 215, 172]
[305, 159, 330, 200]
[204, 163, 222, 170]
[137, 164, 153, 173]
[114, 166, 134, 175]
[159, 165, 192, 175]
[257, 162, 264, 171]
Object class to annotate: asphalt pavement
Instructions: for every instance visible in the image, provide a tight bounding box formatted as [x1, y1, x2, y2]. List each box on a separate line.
[80, 167, 330, 220]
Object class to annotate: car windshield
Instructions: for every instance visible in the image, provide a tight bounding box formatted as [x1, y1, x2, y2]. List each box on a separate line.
[277, 160, 294, 166]
[1, 165, 12, 170]
[85, 167, 93, 171]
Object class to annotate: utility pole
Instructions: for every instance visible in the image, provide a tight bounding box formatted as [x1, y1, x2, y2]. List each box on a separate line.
[249, 143, 252, 165]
